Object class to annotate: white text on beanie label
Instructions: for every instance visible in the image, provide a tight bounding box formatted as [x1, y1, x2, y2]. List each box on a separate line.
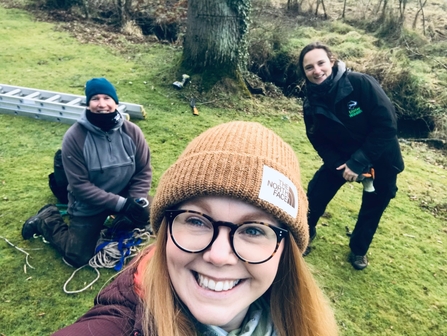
[258, 165, 298, 218]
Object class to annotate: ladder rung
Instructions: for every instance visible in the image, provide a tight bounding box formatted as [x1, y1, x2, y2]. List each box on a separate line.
[24, 92, 41, 99]
[46, 95, 61, 102]
[20, 92, 41, 104]
[66, 98, 82, 105]
[5, 89, 21, 96]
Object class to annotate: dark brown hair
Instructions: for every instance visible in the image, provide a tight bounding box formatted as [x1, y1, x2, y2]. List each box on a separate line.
[298, 42, 337, 76]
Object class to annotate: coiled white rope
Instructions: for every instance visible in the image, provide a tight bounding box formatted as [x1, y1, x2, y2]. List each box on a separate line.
[63, 228, 152, 294]
[1, 228, 151, 293]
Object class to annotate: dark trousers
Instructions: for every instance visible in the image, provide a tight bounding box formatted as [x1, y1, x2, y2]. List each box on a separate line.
[35, 206, 110, 267]
[307, 164, 398, 255]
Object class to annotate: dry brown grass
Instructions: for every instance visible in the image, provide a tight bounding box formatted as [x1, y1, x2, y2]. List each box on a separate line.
[271, 0, 447, 40]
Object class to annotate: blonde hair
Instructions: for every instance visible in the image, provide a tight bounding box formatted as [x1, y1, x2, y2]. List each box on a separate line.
[270, 234, 338, 336]
[139, 221, 338, 336]
[140, 220, 193, 335]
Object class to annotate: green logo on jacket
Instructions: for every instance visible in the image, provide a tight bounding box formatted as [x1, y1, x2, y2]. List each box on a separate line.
[348, 100, 363, 117]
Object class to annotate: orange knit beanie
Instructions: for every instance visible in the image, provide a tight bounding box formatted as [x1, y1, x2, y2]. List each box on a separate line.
[150, 121, 309, 252]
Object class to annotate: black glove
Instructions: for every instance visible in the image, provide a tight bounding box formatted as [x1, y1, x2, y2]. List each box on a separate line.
[121, 197, 150, 227]
[108, 214, 138, 237]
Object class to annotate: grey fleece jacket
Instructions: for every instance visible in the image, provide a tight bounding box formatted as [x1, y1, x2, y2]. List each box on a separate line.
[62, 110, 152, 216]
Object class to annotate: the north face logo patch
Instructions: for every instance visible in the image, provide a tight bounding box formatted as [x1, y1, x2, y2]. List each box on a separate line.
[258, 165, 298, 218]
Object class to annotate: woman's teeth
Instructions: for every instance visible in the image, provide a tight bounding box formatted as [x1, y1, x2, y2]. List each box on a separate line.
[196, 273, 240, 292]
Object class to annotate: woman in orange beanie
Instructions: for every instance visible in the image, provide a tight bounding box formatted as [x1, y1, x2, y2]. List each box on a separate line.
[53, 121, 338, 336]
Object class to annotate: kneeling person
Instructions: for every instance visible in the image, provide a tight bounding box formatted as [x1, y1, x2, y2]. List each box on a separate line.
[22, 77, 152, 267]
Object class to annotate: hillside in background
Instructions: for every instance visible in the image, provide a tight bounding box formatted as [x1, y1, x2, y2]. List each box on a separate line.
[3, 0, 446, 143]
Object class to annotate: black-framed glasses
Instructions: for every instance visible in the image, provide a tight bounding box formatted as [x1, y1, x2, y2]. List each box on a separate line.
[165, 209, 288, 264]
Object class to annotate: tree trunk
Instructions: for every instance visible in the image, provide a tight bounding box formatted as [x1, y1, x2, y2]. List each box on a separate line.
[379, 0, 388, 21]
[81, 0, 89, 19]
[375, 0, 383, 14]
[287, 0, 300, 14]
[399, 0, 407, 21]
[116, 0, 132, 28]
[413, 0, 427, 35]
[181, 0, 251, 87]
[315, 0, 327, 19]
[342, 0, 347, 19]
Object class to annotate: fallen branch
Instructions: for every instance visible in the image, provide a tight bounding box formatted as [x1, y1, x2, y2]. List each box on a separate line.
[405, 41, 447, 70]
[406, 138, 446, 149]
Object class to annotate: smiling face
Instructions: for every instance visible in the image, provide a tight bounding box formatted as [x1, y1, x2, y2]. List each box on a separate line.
[88, 94, 117, 114]
[166, 196, 284, 332]
[302, 48, 335, 85]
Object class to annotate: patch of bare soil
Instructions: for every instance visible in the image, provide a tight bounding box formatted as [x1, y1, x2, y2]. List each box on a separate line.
[0, 0, 158, 52]
[56, 14, 159, 52]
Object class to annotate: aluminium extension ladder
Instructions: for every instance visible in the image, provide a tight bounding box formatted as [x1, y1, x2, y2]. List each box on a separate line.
[0, 84, 146, 125]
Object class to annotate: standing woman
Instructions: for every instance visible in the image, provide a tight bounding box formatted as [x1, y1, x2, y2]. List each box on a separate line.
[299, 42, 404, 269]
[52, 121, 338, 336]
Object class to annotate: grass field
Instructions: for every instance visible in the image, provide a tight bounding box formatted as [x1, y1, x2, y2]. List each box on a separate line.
[0, 5, 446, 335]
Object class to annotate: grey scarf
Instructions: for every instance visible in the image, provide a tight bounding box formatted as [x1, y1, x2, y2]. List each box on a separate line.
[196, 298, 277, 336]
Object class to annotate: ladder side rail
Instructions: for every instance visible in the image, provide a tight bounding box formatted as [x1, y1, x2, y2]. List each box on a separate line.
[0, 84, 87, 105]
[0, 96, 86, 115]
[0, 107, 129, 125]
[0, 84, 83, 99]
[118, 102, 146, 119]
[0, 92, 83, 105]
[0, 101, 83, 119]
[0, 101, 84, 120]
[24, 98, 85, 114]
[0, 107, 79, 125]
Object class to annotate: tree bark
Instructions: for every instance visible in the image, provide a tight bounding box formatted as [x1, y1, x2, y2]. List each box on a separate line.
[81, 0, 89, 19]
[181, 0, 251, 80]
[315, 0, 327, 19]
[379, 0, 388, 21]
[116, 0, 132, 28]
[413, 0, 428, 35]
[287, 0, 300, 14]
[398, 0, 407, 21]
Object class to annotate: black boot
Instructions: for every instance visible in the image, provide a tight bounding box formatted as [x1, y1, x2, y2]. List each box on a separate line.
[21, 204, 59, 240]
[349, 252, 368, 270]
[302, 227, 317, 257]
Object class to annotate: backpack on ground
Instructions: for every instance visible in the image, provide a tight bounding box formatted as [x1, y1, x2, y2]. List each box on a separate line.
[48, 149, 69, 204]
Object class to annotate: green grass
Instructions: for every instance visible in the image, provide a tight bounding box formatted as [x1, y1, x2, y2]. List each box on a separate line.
[1, 5, 447, 336]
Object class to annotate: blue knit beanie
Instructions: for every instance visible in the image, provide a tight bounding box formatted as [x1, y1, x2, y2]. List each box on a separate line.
[85, 78, 119, 105]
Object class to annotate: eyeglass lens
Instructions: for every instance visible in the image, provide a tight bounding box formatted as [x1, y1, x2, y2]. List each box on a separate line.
[171, 211, 280, 263]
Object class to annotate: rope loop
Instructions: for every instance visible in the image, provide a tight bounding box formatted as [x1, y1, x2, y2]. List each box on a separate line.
[63, 228, 151, 294]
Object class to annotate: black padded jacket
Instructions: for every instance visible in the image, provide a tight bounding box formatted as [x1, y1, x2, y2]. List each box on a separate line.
[303, 62, 404, 175]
